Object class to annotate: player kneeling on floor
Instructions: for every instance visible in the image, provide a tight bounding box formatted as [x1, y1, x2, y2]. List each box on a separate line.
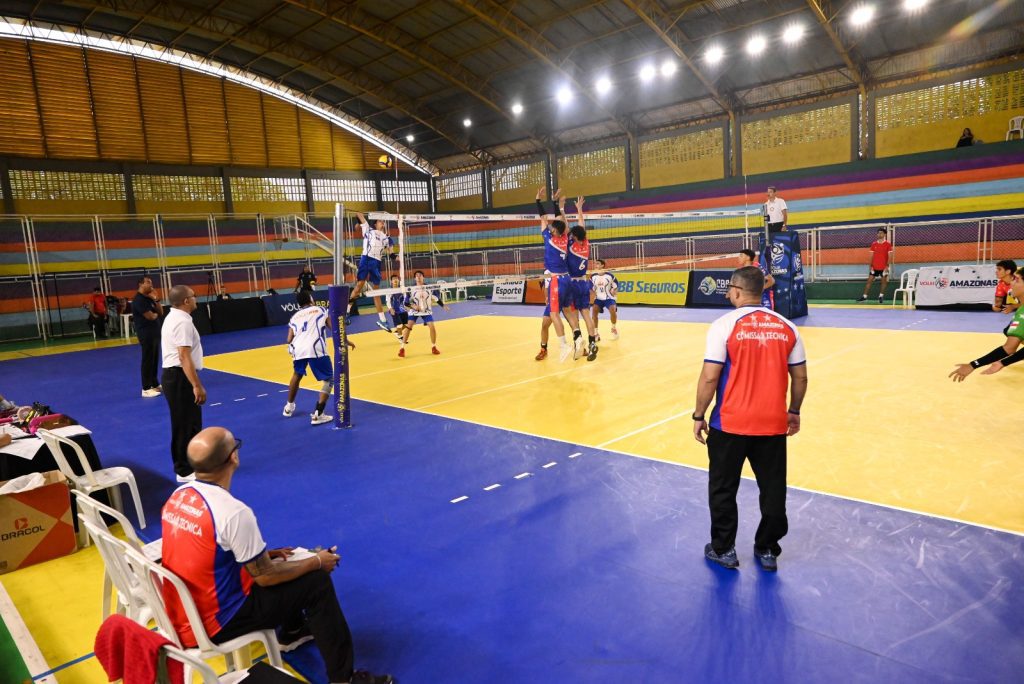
[283, 290, 346, 425]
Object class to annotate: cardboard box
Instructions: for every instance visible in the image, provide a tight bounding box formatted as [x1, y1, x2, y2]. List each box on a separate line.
[0, 471, 76, 574]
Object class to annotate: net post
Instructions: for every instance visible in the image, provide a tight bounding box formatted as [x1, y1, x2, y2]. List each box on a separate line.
[398, 215, 406, 286]
[333, 202, 345, 286]
[328, 284, 352, 429]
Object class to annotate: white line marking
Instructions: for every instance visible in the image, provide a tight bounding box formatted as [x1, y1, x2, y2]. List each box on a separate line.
[210, 402, 222, 407]
[233, 398, 246, 402]
[257, 393, 268, 397]
[450, 496, 469, 504]
[514, 472, 531, 479]
[483, 484, 501, 491]
[597, 409, 693, 449]
[542, 462, 557, 469]
[278, 389, 289, 393]
[568, 452, 582, 458]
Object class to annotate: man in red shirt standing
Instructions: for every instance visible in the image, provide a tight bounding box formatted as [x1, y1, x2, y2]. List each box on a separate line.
[693, 266, 808, 571]
[86, 286, 110, 338]
[857, 229, 893, 303]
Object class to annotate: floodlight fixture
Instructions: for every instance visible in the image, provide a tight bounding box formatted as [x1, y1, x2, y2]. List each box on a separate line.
[904, 0, 927, 10]
[705, 45, 725, 65]
[556, 85, 573, 105]
[660, 59, 677, 77]
[639, 63, 657, 82]
[851, 4, 875, 26]
[463, 118, 472, 128]
[595, 76, 612, 95]
[511, 102, 524, 115]
[405, 134, 414, 143]
[782, 23, 805, 45]
[746, 35, 767, 56]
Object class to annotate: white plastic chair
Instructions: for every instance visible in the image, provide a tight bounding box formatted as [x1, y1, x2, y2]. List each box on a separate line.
[162, 645, 299, 683]
[117, 537, 284, 674]
[1007, 115, 1023, 141]
[36, 428, 146, 546]
[892, 268, 920, 309]
[79, 516, 155, 626]
[436, 279, 449, 304]
[455, 279, 468, 302]
[73, 490, 161, 620]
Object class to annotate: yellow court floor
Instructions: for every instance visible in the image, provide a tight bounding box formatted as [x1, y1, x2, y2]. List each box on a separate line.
[205, 315, 1023, 534]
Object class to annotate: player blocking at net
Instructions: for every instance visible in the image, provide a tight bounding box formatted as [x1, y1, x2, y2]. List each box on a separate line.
[536, 187, 588, 362]
[347, 211, 395, 333]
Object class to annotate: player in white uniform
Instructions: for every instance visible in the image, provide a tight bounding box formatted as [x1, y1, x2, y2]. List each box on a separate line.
[400, 270, 450, 357]
[590, 260, 619, 340]
[348, 211, 393, 333]
[282, 291, 353, 425]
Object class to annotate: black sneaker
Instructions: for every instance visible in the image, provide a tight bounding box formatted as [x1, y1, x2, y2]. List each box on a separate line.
[349, 671, 394, 684]
[878, 295, 884, 303]
[704, 543, 739, 569]
[277, 623, 314, 652]
[856, 295, 867, 302]
[754, 545, 778, 572]
[586, 342, 598, 362]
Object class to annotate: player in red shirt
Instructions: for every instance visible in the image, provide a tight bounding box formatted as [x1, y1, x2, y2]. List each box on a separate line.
[993, 259, 1018, 313]
[857, 229, 892, 303]
[86, 286, 110, 338]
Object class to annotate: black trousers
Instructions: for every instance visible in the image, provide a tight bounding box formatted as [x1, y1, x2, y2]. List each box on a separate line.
[766, 221, 785, 233]
[161, 366, 201, 477]
[89, 313, 108, 338]
[139, 335, 160, 390]
[706, 428, 788, 556]
[213, 570, 355, 683]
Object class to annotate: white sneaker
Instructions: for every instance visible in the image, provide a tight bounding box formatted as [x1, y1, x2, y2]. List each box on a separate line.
[573, 336, 585, 360]
[175, 473, 196, 483]
[310, 413, 333, 425]
[141, 388, 160, 398]
[283, 402, 296, 417]
[558, 342, 572, 362]
[610, 327, 619, 340]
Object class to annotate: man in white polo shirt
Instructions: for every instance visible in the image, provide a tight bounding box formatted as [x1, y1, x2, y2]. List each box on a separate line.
[161, 285, 206, 482]
[764, 185, 788, 232]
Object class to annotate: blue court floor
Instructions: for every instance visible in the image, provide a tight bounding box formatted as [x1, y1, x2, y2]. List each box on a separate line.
[1, 302, 1021, 682]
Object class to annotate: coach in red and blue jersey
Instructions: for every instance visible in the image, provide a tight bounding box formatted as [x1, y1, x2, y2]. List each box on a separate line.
[161, 427, 392, 684]
[692, 266, 808, 572]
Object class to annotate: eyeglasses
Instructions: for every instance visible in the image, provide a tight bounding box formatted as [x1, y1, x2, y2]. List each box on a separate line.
[211, 438, 241, 470]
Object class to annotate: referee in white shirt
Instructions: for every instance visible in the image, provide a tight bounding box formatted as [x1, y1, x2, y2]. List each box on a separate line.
[764, 186, 788, 232]
[161, 285, 207, 481]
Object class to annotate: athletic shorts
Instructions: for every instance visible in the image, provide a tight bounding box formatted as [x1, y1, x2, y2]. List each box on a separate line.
[392, 311, 409, 327]
[410, 314, 434, 326]
[571, 279, 592, 311]
[357, 256, 382, 285]
[293, 356, 333, 381]
[546, 274, 572, 314]
[542, 304, 551, 318]
[869, 269, 886, 278]
[594, 298, 616, 313]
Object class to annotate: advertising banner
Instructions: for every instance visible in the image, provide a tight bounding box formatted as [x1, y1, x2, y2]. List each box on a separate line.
[614, 271, 691, 306]
[690, 270, 735, 307]
[757, 230, 808, 319]
[262, 292, 330, 326]
[491, 280, 526, 304]
[916, 265, 997, 306]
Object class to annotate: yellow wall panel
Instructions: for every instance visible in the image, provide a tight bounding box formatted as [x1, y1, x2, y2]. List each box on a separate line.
[742, 103, 851, 176]
[332, 127, 363, 170]
[136, 60, 190, 164]
[875, 70, 1024, 157]
[298, 110, 334, 169]
[30, 43, 98, 159]
[86, 51, 146, 160]
[182, 71, 230, 165]
[261, 94, 301, 168]
[0, 40, 45, 157]
[313, 200, 375, 213]
[491, 161, 546, 208]
[437, 196, 482, 211]
[557, 145, 626, 196]
[640, 128, 724, 189]
[224, 82, 267, 167]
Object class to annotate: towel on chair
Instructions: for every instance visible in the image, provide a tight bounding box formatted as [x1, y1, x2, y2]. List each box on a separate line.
[95, 614, 183, 684]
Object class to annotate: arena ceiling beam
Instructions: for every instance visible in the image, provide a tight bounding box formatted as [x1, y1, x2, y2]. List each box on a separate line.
[280, 0, 557, 155]
[805, 0, 871, 88]
[69, 0, 484, 167]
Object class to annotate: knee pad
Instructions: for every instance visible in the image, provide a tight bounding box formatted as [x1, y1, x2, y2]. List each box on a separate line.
[320, 379, 332, 393]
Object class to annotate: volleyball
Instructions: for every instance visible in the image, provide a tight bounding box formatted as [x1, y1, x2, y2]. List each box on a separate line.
[378, 154, 394, 169]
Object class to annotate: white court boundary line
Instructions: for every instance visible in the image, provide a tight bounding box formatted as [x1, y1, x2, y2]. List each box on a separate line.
[0, 579, 57, 683]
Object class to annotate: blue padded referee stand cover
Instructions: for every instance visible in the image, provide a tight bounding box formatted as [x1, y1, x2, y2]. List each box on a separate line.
[758, 230, 808, 320]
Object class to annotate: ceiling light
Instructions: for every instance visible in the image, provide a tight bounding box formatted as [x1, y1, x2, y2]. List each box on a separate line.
[705, 45, 724, 65]
[850, 4, 875, 26]
[405, 134, 414, 143]
[746, 35, 767, 56]
[904, 0, 927, 10]
[556, 85, 573, 105]
[511, 102, 523, 115]
[782, 23, 805, 45]
[660, 59, 677, 77]
[595, 76, 612, 95]
[639, 63, 657, 82]
[462, 118, 472, 128]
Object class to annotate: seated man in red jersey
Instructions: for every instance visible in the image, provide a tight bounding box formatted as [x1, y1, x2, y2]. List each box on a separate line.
[161, 427, 392, 684]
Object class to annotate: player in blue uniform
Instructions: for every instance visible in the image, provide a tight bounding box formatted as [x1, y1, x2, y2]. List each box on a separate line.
[590, 260, 619, 340]
[566, 195, 598, 362]
[536, 187, 582, 362]
[387, 274, 411, 343]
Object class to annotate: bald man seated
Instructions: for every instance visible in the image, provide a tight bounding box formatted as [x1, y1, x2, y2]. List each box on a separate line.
[160, 427, 393, 684]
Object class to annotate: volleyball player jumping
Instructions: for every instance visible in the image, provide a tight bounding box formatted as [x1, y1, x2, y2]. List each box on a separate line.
[348, 211, 394, 332]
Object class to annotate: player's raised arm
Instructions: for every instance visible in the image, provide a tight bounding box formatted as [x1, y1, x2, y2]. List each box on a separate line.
[355, 212, 370, 236]
[576, 196, 586, 228]
[536, 186, 548, 232]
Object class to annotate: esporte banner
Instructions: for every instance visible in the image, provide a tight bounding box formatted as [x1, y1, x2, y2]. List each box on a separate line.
[915, 265, 997, 306]
[491, 280, 526, 303]
[615, 271, 691, 305]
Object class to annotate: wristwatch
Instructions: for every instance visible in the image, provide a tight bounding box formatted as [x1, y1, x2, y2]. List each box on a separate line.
[692, 414, 705, 421]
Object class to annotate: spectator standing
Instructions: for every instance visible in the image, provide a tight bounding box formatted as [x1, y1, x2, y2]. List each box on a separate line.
[693, 266, 808, 571]
[161, 427, 393, 684]
[296, 265, 317, 293]
[161, 285, 206, 482]
[993, 259, 1018, 313]
[86, 286, 110, 338]
[216, 287, 232, 301]
[132, 276, 164, 398]
[857, 229, 893, 303]
[956, 128, 975, 148]
[763, 186, 788, 233]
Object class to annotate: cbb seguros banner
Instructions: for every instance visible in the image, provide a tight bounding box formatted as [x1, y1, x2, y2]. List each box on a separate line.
[614, 271, 691, 305]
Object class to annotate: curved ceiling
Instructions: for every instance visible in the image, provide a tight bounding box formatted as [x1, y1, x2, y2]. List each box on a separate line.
[2, 0, 1023, 173]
